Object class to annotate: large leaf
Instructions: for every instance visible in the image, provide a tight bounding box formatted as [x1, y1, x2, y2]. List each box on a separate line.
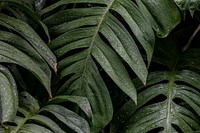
[40, 0, 181, 131]
[0, 64, 18, 123]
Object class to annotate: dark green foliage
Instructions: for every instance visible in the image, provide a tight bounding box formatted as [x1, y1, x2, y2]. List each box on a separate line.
[0, 0, 199, 132]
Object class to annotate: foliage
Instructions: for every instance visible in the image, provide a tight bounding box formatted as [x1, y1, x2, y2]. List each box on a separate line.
[0, 0, 199, 132]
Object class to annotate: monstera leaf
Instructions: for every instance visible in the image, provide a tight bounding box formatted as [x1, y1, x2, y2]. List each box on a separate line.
[111, 70, 200, 132]
[39, 0, 181, 132]
[111, 31, 200, 133]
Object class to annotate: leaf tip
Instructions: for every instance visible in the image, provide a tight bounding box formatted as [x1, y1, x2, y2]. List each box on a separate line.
[48, 36, 51, 43]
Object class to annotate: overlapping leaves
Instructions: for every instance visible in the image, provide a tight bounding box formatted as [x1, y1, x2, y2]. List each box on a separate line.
[0, 0, 183, 132]
[40, 1, 180, 132]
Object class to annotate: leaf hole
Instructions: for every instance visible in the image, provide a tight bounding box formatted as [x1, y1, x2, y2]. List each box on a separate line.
[143, 94, 167, 106]
[171, 124, 184, 133]
[16, 111, 25, 118]
[2, 122, 17, 126]
[137, 80, 169, 94]
[146, 127, 164, 133]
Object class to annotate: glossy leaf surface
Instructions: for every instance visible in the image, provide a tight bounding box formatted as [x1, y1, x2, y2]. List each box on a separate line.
[112, 70, 200, 132]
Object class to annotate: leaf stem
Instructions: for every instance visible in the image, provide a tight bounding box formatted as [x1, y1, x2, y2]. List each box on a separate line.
[12, 113, 34, 133]
[182, 24, 200, 52]
[1, 123, 10, 133]
[166, 71, 175, 132]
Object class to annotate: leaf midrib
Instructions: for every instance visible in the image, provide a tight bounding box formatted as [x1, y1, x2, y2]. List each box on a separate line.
[82, 0, 115, 76]
[166, 71, 175, 132]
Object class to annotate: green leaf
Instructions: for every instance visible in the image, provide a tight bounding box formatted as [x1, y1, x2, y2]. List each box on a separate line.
[10, 92, 67, 133]
[40, 0, 159, 131]
[42, 0, 153, 106]
[48, 95, 93, 119]
[0, 64, 18, 123]
[10, 91, 45, 133]
[41, 0, 183, 132]
[92, 35, 137, 102]
[42, 0, 154, 84]
[110, 0, 155, 67]
[18, 91, 40, 117]
[0, 31, 51, 80]
[40, 105, 90, 133]
[0, 40, 52, 97]
[56, 58, 113, 132]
